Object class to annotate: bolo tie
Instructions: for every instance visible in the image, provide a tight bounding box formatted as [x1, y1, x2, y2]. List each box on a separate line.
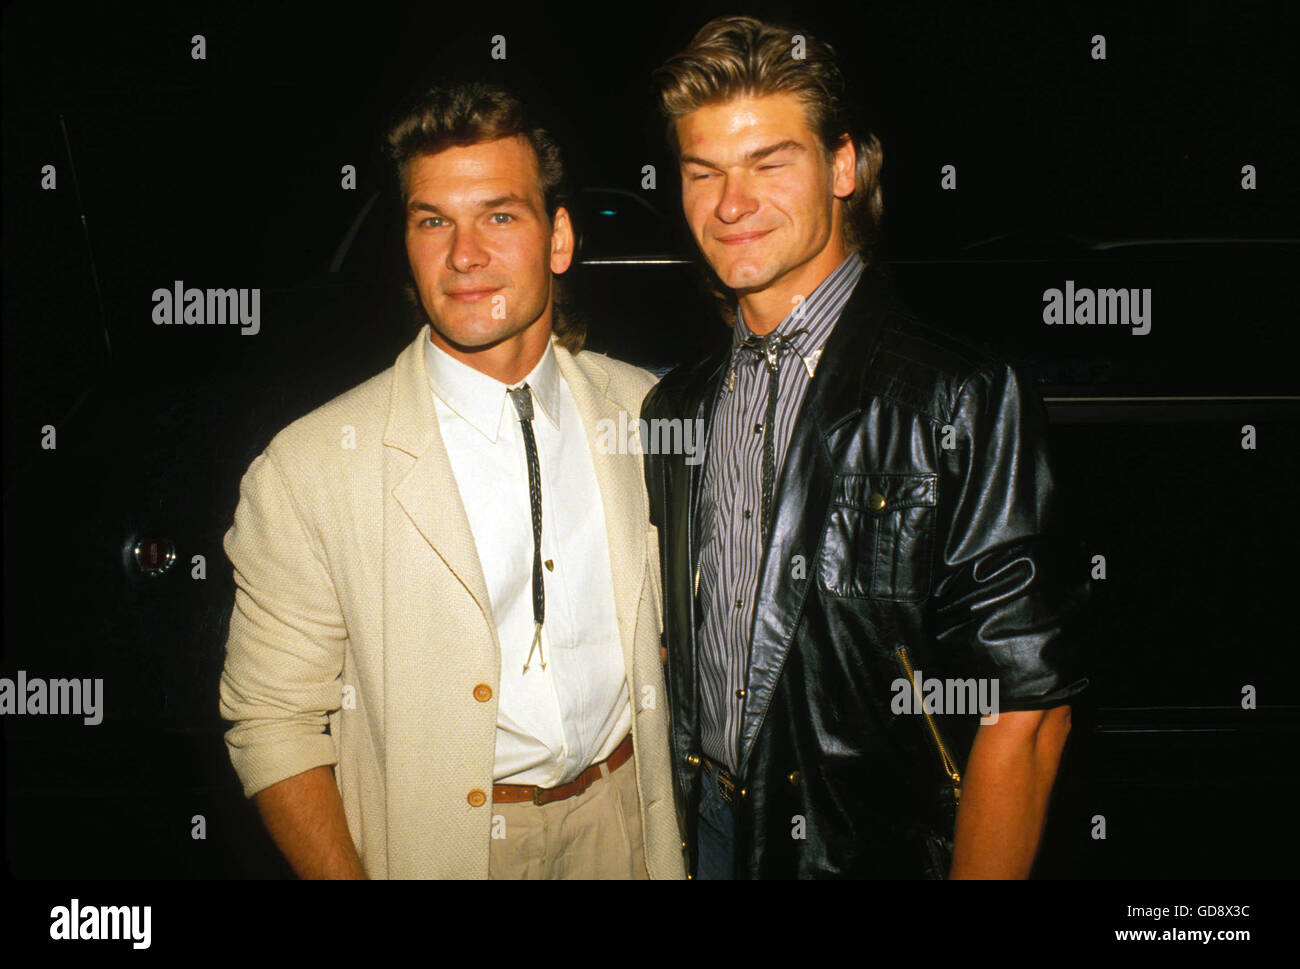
[731, 329, 811, 541]
[507, 384, 546, 673]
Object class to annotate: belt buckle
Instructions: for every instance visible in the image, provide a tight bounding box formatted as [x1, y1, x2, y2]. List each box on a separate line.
[532, 785, 544, 807]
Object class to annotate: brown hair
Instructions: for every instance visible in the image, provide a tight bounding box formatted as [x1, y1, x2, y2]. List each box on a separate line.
[381, 81, 584, 352]
[653, 16, 885, 321]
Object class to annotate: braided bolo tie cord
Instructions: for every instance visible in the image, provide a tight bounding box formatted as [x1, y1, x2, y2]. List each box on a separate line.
[508, 384, 546, 673]
[733, 329, 807, 542]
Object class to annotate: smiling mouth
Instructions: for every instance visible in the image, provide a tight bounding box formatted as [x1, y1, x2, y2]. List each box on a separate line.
[714, 229, 773, 246]
[445, 287, 500, 302]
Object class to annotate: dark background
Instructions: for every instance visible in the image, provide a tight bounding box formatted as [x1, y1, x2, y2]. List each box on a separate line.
[3, 0, 1298, 879]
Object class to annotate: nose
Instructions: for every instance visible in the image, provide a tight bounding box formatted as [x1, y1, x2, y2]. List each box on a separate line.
[447, 225, 489, 273]
[714, 171, 759, 225]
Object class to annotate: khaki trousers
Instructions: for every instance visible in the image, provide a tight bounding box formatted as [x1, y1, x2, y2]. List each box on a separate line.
[488, 753, 649, 879]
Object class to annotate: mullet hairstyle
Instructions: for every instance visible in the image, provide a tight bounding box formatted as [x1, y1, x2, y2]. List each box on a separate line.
[381, 81, 585, 353]
[652, 15, 886, 325]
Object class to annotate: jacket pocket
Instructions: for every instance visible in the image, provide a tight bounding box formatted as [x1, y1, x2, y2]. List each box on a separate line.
[818, 472, 937, 601]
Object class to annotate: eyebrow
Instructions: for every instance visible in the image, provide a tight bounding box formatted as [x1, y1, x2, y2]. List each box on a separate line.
[680, 139, 808, 170]
[406, 193, 533, 214]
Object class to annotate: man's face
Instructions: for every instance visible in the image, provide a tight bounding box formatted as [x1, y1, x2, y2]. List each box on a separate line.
[403, 135, 572, 353]
[676, 93, 854, 296]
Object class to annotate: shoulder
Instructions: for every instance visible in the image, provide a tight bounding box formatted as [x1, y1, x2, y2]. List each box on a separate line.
[877, 318, 1000, 422]
[587, 349, 659, 393]
[641, 347, 728, 421]
[561, 344, 658, 404]
[854, 267, 1024, 425]
[258, 363, 394, 486]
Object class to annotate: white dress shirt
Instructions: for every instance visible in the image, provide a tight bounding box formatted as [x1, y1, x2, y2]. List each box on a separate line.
[424, 334, 632, 786]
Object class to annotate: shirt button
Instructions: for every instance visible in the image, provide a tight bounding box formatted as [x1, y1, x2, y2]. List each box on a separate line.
[472, 683, 493, 702]
[743, 509, 752, 519]
[735, 688, 747, 699]
[734, 597, 743, 609]
[754, 422, 763, 434]
[467, 789, 487, 807]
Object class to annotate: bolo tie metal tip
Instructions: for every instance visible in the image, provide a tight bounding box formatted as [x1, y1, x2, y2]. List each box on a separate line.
[522, 621, 546, 673]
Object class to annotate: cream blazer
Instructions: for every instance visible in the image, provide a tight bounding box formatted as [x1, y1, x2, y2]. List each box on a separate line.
[218, 326, 684, 879]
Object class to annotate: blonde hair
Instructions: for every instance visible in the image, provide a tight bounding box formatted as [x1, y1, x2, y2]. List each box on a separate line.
[653, 16, 885, 320]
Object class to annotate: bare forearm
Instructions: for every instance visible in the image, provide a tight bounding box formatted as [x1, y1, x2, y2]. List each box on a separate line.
[255, 765, 367, 879]
[948, 706, 1071, 879]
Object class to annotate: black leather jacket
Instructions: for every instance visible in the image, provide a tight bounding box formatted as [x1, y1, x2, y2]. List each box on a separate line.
[642, 264, 1091, 878]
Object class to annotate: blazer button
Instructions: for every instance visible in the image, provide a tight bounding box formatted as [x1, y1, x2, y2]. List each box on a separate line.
[868, 492, 887, 511]
[467, 789, 487, 807]
[787, 771, 802, 787]
[739, 787, 748, 798]
[472, 683, 493, 702]
[686, 753, 701, 767]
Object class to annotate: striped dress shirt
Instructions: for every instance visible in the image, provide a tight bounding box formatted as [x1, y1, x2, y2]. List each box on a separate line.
[696, 252, 866, 771]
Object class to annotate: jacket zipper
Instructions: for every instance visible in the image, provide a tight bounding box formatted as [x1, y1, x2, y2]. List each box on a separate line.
[894, 645, 962, 804]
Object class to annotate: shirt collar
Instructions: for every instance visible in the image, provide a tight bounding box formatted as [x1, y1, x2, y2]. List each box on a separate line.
[424, 329, 561, 442]
[733, 251, 865, 359]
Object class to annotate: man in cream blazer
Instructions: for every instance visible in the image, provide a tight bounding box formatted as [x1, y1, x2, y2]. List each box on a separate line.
[218, 81, 684, 879]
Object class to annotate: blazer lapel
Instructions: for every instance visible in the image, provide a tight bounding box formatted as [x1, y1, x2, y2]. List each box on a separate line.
[737, 267, 889, 777]
[383, 325, 494, 625]
[380, 327, 660, 684]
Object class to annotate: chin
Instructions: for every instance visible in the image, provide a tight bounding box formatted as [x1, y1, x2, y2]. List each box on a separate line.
[431, 316, 508, 351]
[718, 260, 778, 293]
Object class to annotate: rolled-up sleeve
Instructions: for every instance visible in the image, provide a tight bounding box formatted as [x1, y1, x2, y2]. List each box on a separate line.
[931, 361, 1091, 710]
[218, 447, 346, 797]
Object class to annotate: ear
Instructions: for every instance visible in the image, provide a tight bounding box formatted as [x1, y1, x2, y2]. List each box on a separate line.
[549, 205, 575, 275]
[831, 134, 857, 200]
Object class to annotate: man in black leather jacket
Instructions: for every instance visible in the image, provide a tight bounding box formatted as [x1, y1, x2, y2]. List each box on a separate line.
[641, 15, 1091, 879]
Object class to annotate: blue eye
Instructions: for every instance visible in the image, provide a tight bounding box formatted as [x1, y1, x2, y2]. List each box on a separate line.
[490, 213, 514, 223]
[419, 216, 444, 228]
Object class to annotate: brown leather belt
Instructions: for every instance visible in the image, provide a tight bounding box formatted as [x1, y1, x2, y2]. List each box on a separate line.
[493, 733, 634, 806]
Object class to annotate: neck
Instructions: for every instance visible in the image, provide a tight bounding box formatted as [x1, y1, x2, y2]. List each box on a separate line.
[737, 238, 851, 336]
[428, 314, 553, 386]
